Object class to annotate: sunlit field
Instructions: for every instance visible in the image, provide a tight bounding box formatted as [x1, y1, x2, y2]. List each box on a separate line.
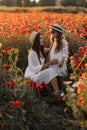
[0, 12, 87, 40]
[0, 12, 87, 70]
[0, 11, 87, 130]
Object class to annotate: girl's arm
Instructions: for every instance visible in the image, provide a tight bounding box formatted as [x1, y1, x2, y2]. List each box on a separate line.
[29, 51, 43, 72]
[44, 47, 50, 53]
[29, 51, 58, 71]
[59, 57, 66, 67]
[59, 39, 69, 67]
[41, 59, 58, 70]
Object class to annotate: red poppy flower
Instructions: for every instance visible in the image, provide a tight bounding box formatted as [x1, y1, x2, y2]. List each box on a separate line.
[0, 43, 2, 48]
[4, 63, 10, 68]
[1, 50, 6, 54]
[57, 97, 63, 101]
[41, 81, 46, 88]
[13, 101, 21, 107]
[4, 69, 8, 75]
[6, 46, 12, 53]
[7, 81, 14, 88]
[77, 97, 84, 105]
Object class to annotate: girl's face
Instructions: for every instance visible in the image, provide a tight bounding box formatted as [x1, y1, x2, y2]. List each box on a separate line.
[40, 34, 44, 45]
[51, 30, 58, 39]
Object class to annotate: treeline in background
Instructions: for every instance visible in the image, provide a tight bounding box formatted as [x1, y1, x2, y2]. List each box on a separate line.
[0, 0, 87, 7]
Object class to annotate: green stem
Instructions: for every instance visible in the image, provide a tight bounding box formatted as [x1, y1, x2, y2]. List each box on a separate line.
[75, 56, 85, 71]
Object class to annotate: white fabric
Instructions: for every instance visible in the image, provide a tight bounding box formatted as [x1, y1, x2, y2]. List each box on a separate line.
[50, 39, 69, 77]
[24, 50, 58, 84]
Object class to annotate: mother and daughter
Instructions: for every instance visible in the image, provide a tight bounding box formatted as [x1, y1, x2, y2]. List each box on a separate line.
[24, 24, 69, 97]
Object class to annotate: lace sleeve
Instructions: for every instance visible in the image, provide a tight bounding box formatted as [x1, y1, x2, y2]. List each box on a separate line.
[62, 39, 69, 58]
[28, 51, 43, 72]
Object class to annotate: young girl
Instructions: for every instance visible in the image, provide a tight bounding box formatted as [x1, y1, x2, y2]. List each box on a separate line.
[24, 31, 62, 96]
[50, 24, 69, 89]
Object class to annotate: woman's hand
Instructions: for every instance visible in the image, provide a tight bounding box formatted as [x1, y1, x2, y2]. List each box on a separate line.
[50, 59, 58, 65]
[41, 59, 58, 70]
[59, 57, 65, 67]
[44, 48, 50, 53]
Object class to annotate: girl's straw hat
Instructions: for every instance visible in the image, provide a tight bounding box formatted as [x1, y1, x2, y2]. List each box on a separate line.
[51, 24, 64, 33]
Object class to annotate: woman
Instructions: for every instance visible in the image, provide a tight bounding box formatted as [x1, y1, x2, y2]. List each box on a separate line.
[24, 31, 61, 96]
[50, 24, 69, 89]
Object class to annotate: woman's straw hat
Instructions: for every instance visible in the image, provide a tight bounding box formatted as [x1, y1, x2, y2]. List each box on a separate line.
[51, 24, 64, 33]
[29, 31, 39, 44]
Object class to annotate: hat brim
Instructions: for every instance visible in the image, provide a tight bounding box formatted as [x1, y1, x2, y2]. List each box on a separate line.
[51, 26, 64, 33]
[29, 31, 39, 44]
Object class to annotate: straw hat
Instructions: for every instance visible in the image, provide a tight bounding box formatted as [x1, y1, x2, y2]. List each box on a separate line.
[29, 31, 39, 44]
[51, 24, 64, 33]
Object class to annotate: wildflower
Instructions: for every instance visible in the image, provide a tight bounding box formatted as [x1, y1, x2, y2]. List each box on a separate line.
[81, 72, 87, 79]
[84, 63, 87, 67]
[4, 69, 8, 75]
[39, 87, 43, 93]
[77, 97, 84, 106]
[79, 47, 83, 51]
[6, 46, 12, 53]
[13, 101, 21, 107]
[57, 97, 63, 101]
[27, 81, 36, 87]
[1, 50, 6, 54]
[7, 81, 14, 88]
[76, 81, 86, 94]
[19, 43, 23, 47]
[41, 81, 46, 88]
[84, 52, 87, 56]
[4, 63, 10, 68]
[34, 83, 41, 91]
[0, 43, 2, 48]
[37, 25, 41, 29]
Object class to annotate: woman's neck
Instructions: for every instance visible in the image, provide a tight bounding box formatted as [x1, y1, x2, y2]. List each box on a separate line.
[40, 51, 44, 58]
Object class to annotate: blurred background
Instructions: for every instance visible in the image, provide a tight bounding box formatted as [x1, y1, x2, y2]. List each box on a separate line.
[0, 0, 87, 7]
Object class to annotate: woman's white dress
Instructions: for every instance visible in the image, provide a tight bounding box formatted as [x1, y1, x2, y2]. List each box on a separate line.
[24, 50, 58, 84]
[50, 39, 69, 77]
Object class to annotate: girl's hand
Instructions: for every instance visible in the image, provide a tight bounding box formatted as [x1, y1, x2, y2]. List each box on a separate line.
[41, 59, 58, 70]
[59, 58, 65, 67]
[44, 48, 50, 53]
[59, 62, 63, 67]
[50, 59, 58, 65]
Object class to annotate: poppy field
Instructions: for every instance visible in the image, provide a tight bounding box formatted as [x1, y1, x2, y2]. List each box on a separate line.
[0, 11, 87, 130]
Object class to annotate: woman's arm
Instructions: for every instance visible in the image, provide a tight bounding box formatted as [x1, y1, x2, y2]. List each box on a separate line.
[59, 39, 69, 67]
[29, 51, 58, 71]
[44, 47, 50, 53]
[41, 59, 58, 70]
[29, 51, 43, 72]
[59, 57, 65, 67]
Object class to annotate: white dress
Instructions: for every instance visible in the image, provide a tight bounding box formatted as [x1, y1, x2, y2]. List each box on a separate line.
[24, 50, 58, 84]
[50, 39, 69, 77]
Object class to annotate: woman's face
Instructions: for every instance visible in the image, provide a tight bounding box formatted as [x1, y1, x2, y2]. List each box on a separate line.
[51, 30, 58, 39]
[40, 34, 44, 45]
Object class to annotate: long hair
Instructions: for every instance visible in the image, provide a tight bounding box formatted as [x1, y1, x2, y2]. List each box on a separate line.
[51, 29, 63, 52]
[55, 31, 63, 52]
[32, 33, 46, 64]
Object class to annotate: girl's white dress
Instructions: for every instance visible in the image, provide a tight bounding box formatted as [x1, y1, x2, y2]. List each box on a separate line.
[24, 50, 58, 84]
[50, 39, 69, 77]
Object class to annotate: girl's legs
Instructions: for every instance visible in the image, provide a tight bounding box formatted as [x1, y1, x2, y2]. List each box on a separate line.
[57, 76, 64, 90]
[51, 77, 60, 94]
